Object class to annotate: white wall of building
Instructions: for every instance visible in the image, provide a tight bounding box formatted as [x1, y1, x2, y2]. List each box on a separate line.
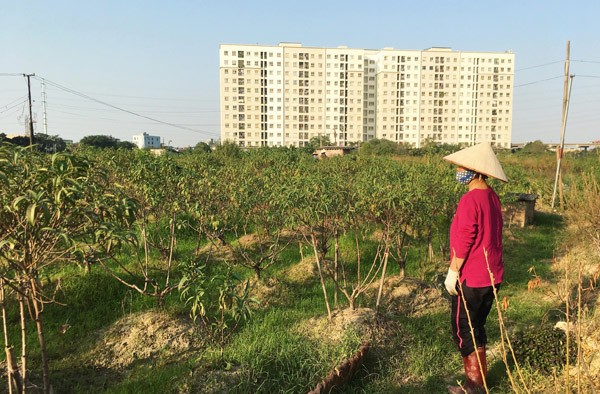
[220, 43, 514, 149]
[132, 132, 161, 149]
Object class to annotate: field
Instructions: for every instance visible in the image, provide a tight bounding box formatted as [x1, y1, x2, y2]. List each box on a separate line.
[0, 142, 599, 393]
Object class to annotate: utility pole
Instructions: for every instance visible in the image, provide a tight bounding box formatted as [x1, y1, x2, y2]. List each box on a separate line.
[554, 42, 570, 208]
[41, 79, 48, 135]
[552, 74, 574, 209]
[23, 73, 35, 145]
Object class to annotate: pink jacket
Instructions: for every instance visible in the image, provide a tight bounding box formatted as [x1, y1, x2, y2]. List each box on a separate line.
[450, 188, 504, 287]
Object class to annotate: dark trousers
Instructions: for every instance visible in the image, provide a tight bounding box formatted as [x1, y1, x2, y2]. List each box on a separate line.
[451, 281, 500, 356]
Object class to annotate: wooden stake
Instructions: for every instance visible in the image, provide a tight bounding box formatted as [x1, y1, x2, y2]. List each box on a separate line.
[1, 280, 22, 394]
[18, 289, 27, 393]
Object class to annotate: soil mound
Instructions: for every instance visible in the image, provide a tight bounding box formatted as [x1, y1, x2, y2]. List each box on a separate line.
[249, 277, 292, 307]
[297, 307, 403, 352]
[237, 233, 260, 247]
[196, 241, 235, 261]
[299, 307, 377, 343]
[367, 275, 446, 316]
[88, 311, 200, 369]
[283, 256, 320, 283]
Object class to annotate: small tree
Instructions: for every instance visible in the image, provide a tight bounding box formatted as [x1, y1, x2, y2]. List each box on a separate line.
[194, 141, 212, 153]
[94, 151, 185, 308]
[3, 134, 67, 153]
[358, 138, 407, 156]
[307, 134, 332, 149]
[213, 141, 242, 160]
[0, 144, 135, 393]
[179, 261, 257, 361]
[116, 141, 137, 150]
[79, 134, 120, 149]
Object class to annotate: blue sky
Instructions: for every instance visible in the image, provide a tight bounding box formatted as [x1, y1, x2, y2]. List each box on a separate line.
[1, 0, 599, 146]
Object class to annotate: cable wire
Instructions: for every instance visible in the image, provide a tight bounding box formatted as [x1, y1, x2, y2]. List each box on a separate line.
[33, 76, 217, 137]
[515, 61, 563, 72]
[0, 99, 28, 114]
[514, 75, 564, 88]
[572, 60, 600, 64]
[0, 96, 27, 110]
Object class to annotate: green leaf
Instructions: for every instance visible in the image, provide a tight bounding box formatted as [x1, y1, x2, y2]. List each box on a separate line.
[12, 195, 28, 209]
[0, 239, 15, 250]
[26, 203, 37, 225]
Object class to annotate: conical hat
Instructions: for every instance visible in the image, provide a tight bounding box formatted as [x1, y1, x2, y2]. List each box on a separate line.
[443, 143, 508, 182]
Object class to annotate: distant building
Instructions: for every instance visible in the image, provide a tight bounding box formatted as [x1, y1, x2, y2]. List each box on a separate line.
[220, 43, 514, 149]
[133, 132, 161, 149]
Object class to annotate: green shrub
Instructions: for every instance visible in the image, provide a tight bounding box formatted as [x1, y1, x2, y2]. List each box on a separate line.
[512, 327, 576, 373]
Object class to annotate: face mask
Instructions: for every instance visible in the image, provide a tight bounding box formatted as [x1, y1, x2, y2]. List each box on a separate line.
[456, 169, 476, 185]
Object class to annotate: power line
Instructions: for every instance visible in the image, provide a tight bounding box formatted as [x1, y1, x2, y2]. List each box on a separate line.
[48, 101, 218, 114]
[577, 75, 600, 78]
[0, 99, 27, 114]
[47, 108, 221, 126]
[515, 61, 562, 72]
[0, 95, 27, 110]
[514, 75, 563, 88]
[572, 59, 600, 64]
[0, 73, 23, 77]
[70, 92, 217, 101]
[44, 93, 218, 110]
[48, 108, 170, 123]
[0, 102, 26, 119]
[33, 76, 217, 137]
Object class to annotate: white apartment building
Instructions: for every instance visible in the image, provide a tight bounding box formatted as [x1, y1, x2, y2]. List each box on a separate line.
[220, 43, 514, 148]
[132, 132, 161, 149]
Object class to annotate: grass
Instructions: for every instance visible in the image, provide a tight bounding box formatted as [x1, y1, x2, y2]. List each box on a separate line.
[0, 199, 581, 393]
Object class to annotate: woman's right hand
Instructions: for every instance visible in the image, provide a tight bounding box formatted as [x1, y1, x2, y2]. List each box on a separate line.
[444, 267, 459, 296]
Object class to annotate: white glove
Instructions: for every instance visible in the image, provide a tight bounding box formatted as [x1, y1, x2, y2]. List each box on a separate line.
[445, 268, 459, 296]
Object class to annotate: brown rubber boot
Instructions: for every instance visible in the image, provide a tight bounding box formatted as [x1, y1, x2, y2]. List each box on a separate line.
[448, 354, 470, 394]
[464, 346, 487, 393]
[448, 347, 487, 394]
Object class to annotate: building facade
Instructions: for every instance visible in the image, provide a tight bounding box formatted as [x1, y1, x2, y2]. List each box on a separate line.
[220, 43, 514, 148]
[132, 132, 161, 149]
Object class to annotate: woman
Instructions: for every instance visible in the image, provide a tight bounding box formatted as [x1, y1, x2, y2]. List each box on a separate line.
[442, 143, 507, 394]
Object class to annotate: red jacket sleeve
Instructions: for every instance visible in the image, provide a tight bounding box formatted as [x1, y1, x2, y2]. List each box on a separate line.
[453, 195, 478, 259]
